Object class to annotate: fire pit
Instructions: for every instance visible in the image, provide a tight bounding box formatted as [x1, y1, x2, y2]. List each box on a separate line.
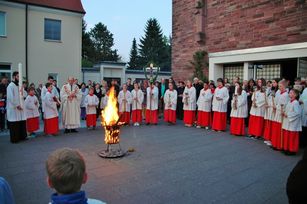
[98, 86, 126, 158]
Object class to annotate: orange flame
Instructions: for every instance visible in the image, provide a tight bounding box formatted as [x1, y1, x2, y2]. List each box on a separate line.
[101, 87, 120, 144]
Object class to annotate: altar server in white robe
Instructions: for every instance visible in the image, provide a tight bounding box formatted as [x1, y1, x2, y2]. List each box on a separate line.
[118, 84, 132, 125]
[84, 87, 99, 129]
[146, 81, 159, 125]
[230, 84, 248, 136]
[131, 82, 144, 126]
[271, 80, 289, 150]
[60, 77, 82, 133]
[299, 86, 307, 148]
[6, 71, 27, 143]
[43, 83, 60, 136]
[25, 87, 40, 136]
[212, 78, 229, 131]
[41, 76, 59, 118]
[248, 79, 266, 138]
[183, 80, 196, 127]
[282, 89, 302, 154]
[164, 83, 177, 125]
[196, 81, 213, 129]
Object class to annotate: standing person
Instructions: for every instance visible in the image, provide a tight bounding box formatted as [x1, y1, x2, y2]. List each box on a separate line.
[183, 80, 196, 127]
[176, 81, 185, 120]
[248, 79, 266, 139]
[228, 77, 240, 124]
[146, 81, 159, 125]
[53, 80, 61, 97]
[41, 76, 59, 120]
[193, 77, 202, 100]
[94, 83, 102, 120]
[164, 83, 177, 125]
[212, 78, 229, 132]
[80, 83, 88, 120]
[25, 87, 40, 137]
[271, 80, 289, 150]
[36, 82, 43, 119]
[131, 82, 144, 126]
[282, 89, 302, 155]
[0, 76, 8, 131]
[44, 83, 60, 136]
[300, 85, 307, 148]
[85, 87, 99, 130]
[6, 72, 27, 143]
[263, 79, 279, 146]
[60, 77, 82, 134]
[118, 84, 132, 125]
[141, 80, 149, 120]
[100, 81, 108, 111]
[160, 78, 167, 118]
[245, 79, 256, 126]
[126, 78, 134, 92]
[196, 81, 213, 129]
[230, 84, 248, 136]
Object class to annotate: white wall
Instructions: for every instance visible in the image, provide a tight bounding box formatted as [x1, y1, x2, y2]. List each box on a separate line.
[0, 2, 26, 79]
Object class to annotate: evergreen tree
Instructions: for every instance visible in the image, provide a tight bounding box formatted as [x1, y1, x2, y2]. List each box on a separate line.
[127, 38, 140, 69]
[190, 50, 208, 82]
[82, 19, 94, 67]
[90, 22, 120, 62]
[139, 18, 166, 69]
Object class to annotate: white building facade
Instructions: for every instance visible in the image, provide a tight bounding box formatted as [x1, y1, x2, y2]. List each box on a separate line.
[0, 0, 85, 86]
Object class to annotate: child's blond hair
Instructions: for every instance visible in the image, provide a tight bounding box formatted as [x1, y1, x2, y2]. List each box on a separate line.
[46, 148, 86, 194]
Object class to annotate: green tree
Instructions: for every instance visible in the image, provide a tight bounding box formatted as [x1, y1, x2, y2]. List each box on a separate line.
[139, 18, 168, 69]
[127, 38, 141, 69]
[190, 50, 208, 82]
[82, 19, 94, 67]
[90, 22, 120, 62]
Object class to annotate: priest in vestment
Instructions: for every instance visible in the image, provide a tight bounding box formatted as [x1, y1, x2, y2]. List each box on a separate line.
[6, 71, 27, 143]
[60, 77, 82, 133]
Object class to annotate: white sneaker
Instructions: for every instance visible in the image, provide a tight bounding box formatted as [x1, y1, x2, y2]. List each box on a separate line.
[196, 126, 201, 129]
[205, 127, 209, 130]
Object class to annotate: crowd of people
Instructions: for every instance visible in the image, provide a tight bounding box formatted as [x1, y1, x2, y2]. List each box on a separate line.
[0, 72, 307, 155]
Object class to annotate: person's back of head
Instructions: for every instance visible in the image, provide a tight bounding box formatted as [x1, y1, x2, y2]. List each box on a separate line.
[46, 148, 86, 194]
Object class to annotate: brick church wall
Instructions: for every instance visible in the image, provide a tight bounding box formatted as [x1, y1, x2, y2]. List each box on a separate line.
[172, 0, 307, 81]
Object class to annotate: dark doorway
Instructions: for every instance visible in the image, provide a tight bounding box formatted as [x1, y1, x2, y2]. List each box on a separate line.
[280, 58, 298, 84]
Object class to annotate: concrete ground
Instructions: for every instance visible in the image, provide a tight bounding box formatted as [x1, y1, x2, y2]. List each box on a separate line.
[0, 120, 302, 204]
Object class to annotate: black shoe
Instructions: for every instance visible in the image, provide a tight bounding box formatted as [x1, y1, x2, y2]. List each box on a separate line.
[71, 129, 78, 133]
[64, 129, 70, 134]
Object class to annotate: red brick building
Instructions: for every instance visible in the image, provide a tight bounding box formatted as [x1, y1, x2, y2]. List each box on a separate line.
[172, 0, 307, 82]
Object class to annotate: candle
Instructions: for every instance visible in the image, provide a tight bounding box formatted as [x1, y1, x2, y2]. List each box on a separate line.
[235, 85, 238, 95]
[18, 63, 24, 108]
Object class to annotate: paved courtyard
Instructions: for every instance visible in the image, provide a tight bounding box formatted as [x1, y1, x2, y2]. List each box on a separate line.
[0, 120, 302, 204]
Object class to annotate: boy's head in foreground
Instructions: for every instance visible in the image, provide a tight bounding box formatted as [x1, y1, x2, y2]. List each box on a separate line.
[46, 148, 88, 194]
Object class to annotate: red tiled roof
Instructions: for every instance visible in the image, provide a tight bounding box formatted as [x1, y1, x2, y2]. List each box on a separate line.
[6, 0, 86, 14]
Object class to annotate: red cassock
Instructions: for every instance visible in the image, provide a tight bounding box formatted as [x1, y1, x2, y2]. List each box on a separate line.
[212, 112, 227, 131]
[164, 109, 176, 123]
[263, 120, 273, 141]
[132, 110, 142, 123]
[183, 110, 195, 125]
[282, 130, 299, 153]
[230, 117, 245, 136]
[120, 112, 130, 124]
[145, 110, 158, 124]
[44, 117, 59, 135]
[197, 111, 211, 127]
[248, 115, 264, 137]
[86, 114, 97, 127]
[271, 121, 283, 149]
[26, 117, 39, 133]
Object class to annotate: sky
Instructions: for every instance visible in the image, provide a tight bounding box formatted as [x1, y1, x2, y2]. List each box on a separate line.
[81, 0, 172, 62]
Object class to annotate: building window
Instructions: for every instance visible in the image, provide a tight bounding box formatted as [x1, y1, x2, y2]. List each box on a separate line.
[44, 18, 61, 41]
[256, 64, 281, 81]
[223, 64, 244, 82]
[0, 11, 6, 37]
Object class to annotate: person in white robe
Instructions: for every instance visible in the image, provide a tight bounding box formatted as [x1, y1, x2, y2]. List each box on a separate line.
[164, 83, 177, 124]
[85, 87, 99, 129]
[25, 87, 40, 136]
[146, 82, 159, 125]
[41, 76, 59, 119]
[182, 80, 196, 127]
[299, 86, 307, 148]
[131, 83, 144, 126]
[196, 82, 213, 129]
[118, 84, 132, 125]
[60, 77, 82, 133]
[44, 83, 60, 136]
[6, 71, 27, 143]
